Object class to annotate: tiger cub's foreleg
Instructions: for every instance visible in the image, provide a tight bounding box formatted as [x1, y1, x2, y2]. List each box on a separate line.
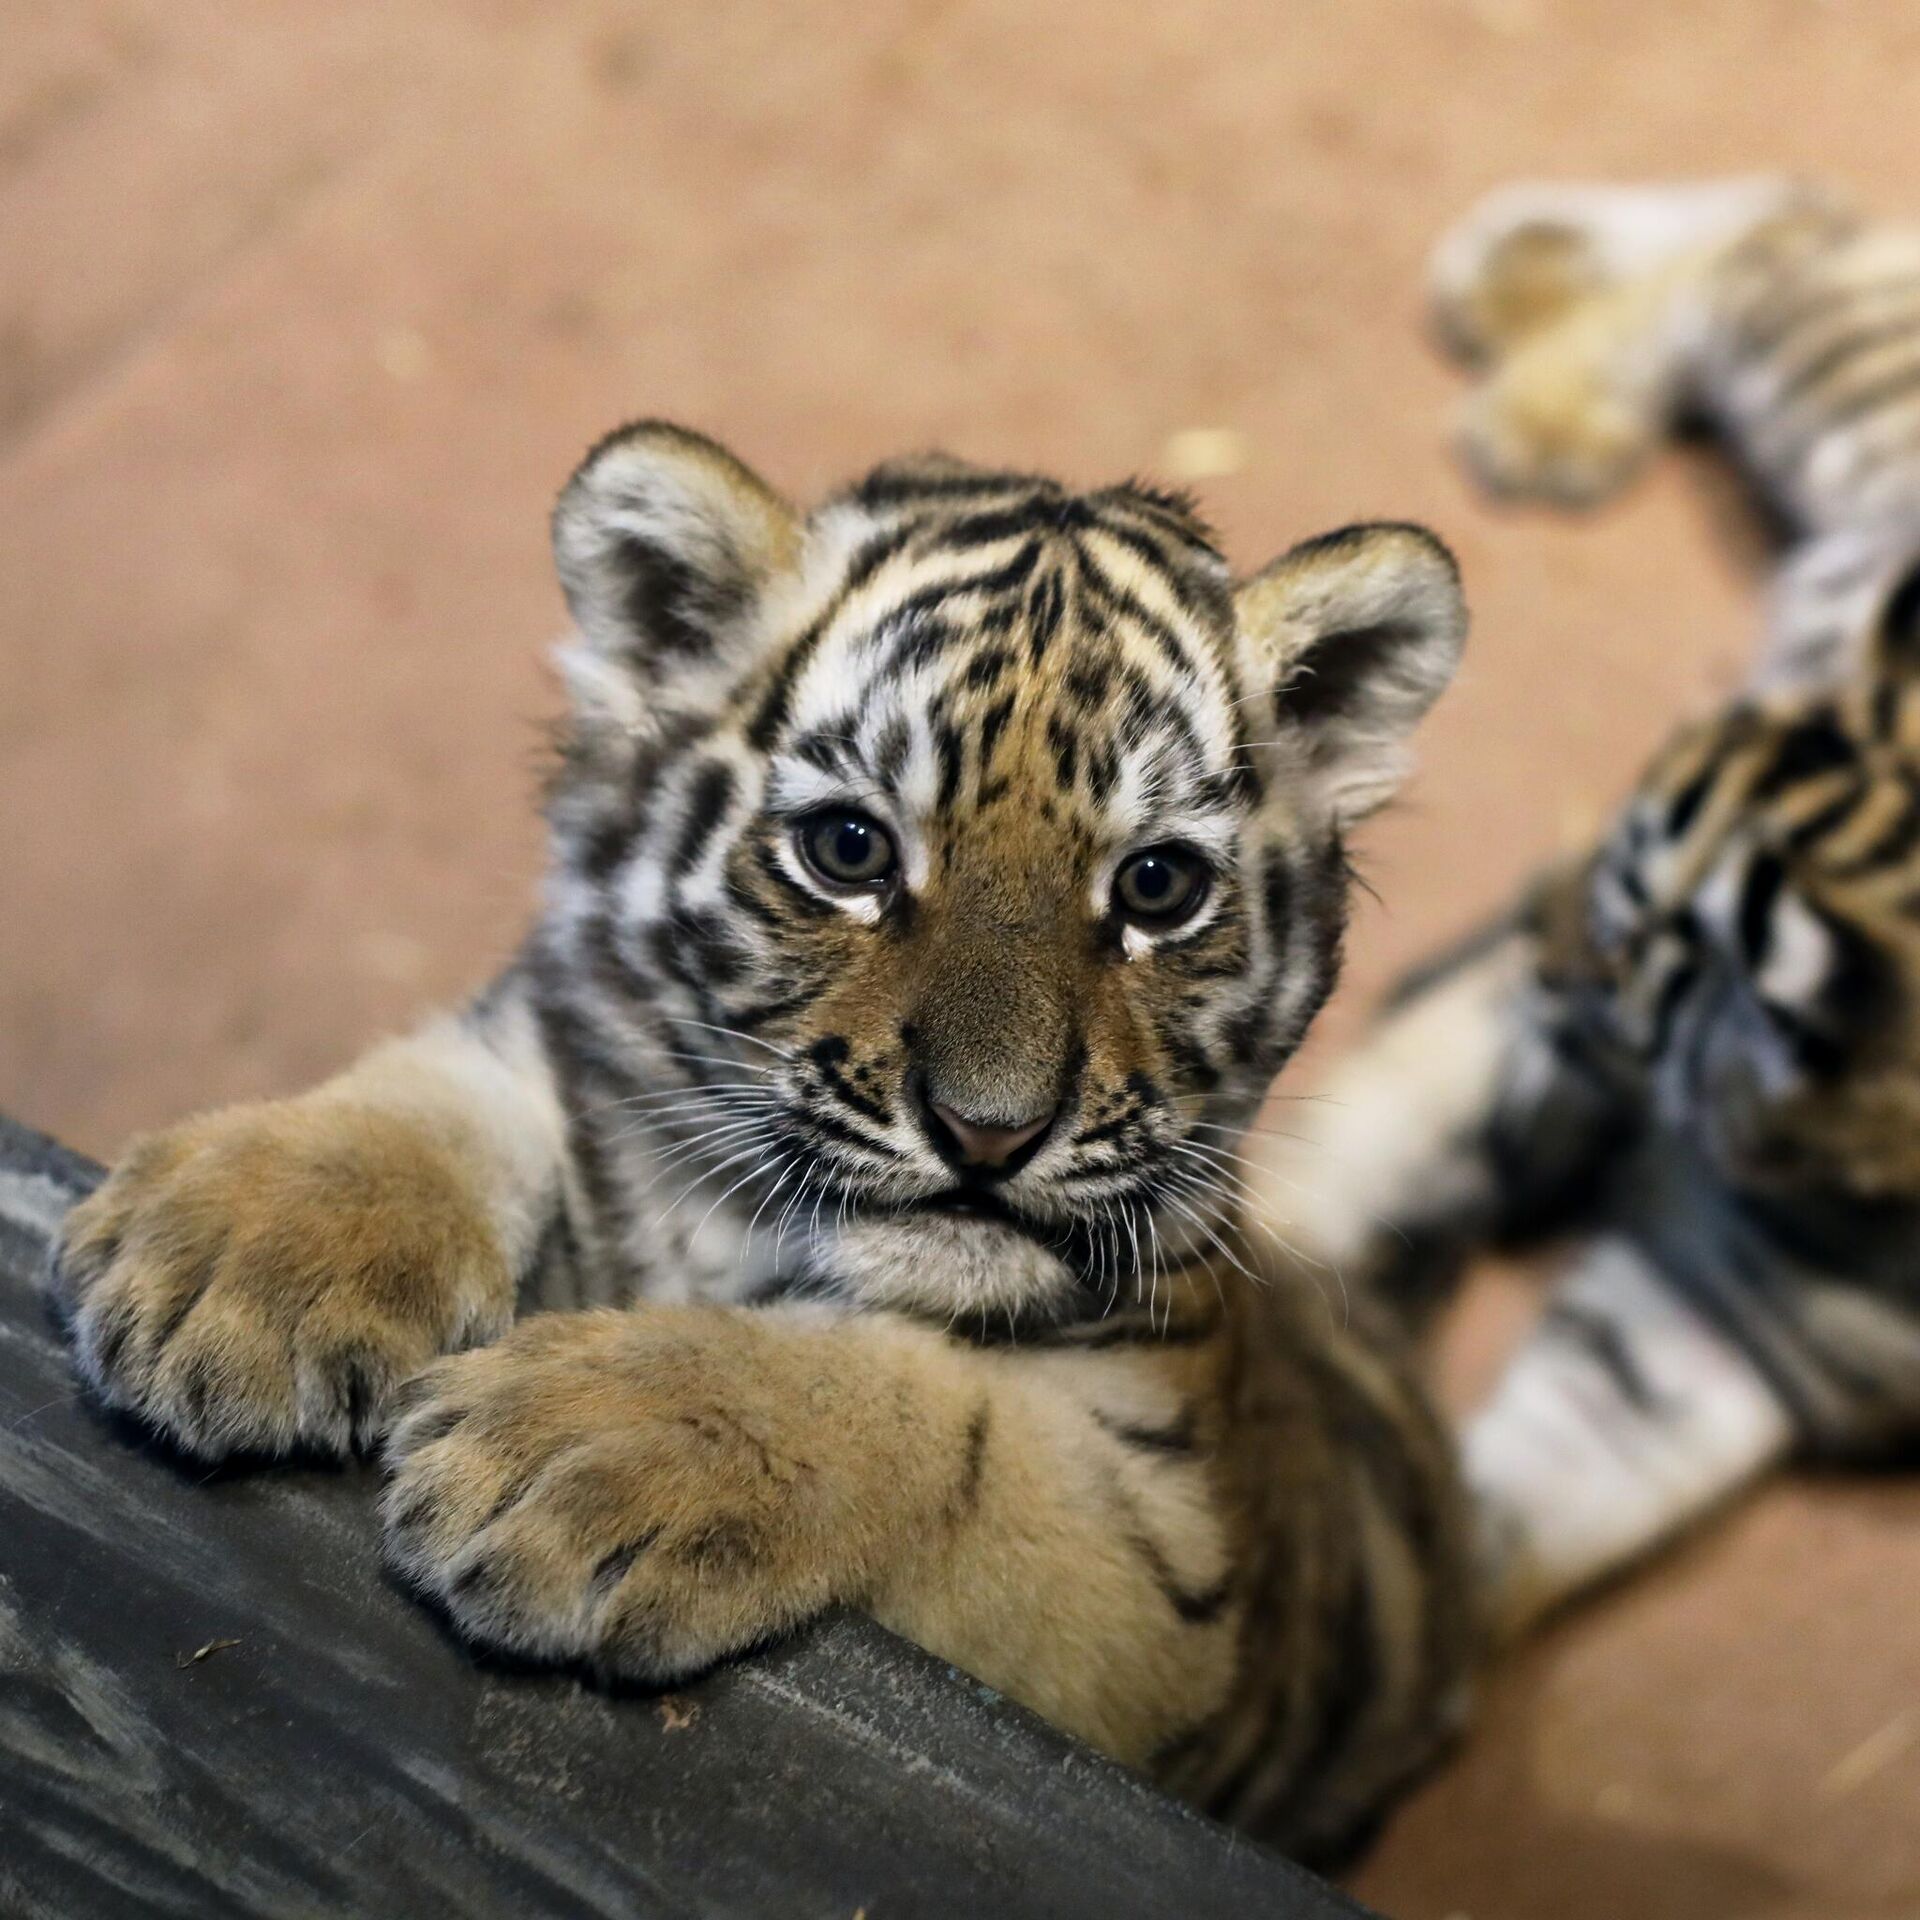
[380, 1302, 1240, 1766]
[47, 977, 569, 1460]
[1465, 1236, 1795, 1640]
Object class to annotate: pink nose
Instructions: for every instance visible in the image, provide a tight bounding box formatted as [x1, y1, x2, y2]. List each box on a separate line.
[928, 1101, 1054, 1168]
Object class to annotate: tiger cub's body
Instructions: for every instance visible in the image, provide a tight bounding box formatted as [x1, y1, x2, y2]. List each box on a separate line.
[52, 427, 1473, 1861]
[1273, 177, 1920, 1636]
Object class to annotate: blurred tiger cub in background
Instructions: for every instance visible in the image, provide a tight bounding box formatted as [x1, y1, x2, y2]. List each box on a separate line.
[1269, 177, 1920, 1637]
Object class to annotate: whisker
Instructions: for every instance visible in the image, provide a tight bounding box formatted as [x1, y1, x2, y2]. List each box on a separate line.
[618, 1109, 769, 1156]
[741, 1153, 802, 1267]
[771, 1168, 816, 1271]
[1166, 1135, 1272, 1192]
[661, 1048, 782, 1077]
[576, 1079, 772, 1122]
[1156, 1177, 1259, 1286]
[1143, 1205, 1167, 1330]
[1095, 1194, 1122, 1309]
[689, 1151, 784, 1253]
[1185, 1117, 1323, 1148]
[608, 1082, 780, 1106]
[651, 1140, 771, 1234]
[658, 1015, 795, 1060]
[603, 1094, 780, 1130]
[629, 1118, 770, 1186]
[1173, 1158, 1350, 1328]
[615, 1098, 772, 1141]
[1193, 1120, 1420, 1259]
[1175, 1129, 1290, 1175]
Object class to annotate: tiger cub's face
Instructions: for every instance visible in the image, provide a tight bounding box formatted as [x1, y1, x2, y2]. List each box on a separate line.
[546, 425, 1465, 1316]
[1565, 590, 1920, 1198]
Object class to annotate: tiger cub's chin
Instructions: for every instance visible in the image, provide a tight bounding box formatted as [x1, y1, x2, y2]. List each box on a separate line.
[816, 1209, 1084, 1322]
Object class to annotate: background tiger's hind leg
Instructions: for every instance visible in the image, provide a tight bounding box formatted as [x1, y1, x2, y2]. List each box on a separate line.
[1753, 527, 1920, 695]
[1466, 1235, 1795, 1642]
[1254, 906, 1625, 1333]
[1450, 271, 1707, 509]
[1431, 177, 1823, 509]
[1430, 177, 1821, 360]
[1252, 920, 1539, 1326]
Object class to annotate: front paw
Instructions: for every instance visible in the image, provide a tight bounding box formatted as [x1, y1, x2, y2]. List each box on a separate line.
[381, 1311, 841, 1682]
[49, 1102, 511, 1460]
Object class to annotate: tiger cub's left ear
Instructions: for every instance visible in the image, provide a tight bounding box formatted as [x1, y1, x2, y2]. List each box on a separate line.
[1236, 523, 1467, 826]
[551, 420, 802, 731]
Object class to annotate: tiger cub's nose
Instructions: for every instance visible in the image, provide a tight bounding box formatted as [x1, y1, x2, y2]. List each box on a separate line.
[924, 1098, 1056, 1171]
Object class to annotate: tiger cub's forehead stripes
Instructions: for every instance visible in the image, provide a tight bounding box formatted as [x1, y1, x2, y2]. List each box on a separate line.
[759, 471, 1254, 853]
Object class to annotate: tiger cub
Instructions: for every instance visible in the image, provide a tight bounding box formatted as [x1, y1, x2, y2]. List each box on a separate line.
[1264, 179, 1920, 1638]
[49, 424, 1475, 1862]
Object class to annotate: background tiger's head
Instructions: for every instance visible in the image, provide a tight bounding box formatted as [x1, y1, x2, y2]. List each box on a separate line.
[1556, 557, 1920, 1199]
[544, 422, 1465, 1316]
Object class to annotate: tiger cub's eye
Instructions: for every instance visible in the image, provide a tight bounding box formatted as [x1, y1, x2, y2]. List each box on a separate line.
[797, 809, 898, 888]
[1112, 845, 1211, 928]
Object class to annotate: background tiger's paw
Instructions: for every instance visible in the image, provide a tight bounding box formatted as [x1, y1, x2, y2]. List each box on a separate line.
[380, 1311, 838, 1682]
[1453, 377, 1651, 510]
[48, 1101, 511, 1461]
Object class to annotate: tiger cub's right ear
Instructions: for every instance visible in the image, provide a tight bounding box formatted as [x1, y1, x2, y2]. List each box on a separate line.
[551, 420, 801, 730]
[1236, 523, 1468, 827]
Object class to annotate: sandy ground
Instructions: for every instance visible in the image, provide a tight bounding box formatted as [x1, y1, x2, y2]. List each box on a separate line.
[6, 4, 1920, 1914]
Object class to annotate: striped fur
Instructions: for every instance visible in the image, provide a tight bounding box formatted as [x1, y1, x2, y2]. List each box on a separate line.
[1264, 180, 1920, 1638]
[49, 424, 1472, 1862]
[1431, 174, 1920, 684]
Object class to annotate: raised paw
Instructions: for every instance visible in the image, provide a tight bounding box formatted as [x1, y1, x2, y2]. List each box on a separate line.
[48, 1101, 512, 1460]
[380, 1309, 853, 1683]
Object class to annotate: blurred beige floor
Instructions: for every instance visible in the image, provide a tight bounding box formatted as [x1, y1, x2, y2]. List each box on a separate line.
[6, 4, 1920, 1915]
